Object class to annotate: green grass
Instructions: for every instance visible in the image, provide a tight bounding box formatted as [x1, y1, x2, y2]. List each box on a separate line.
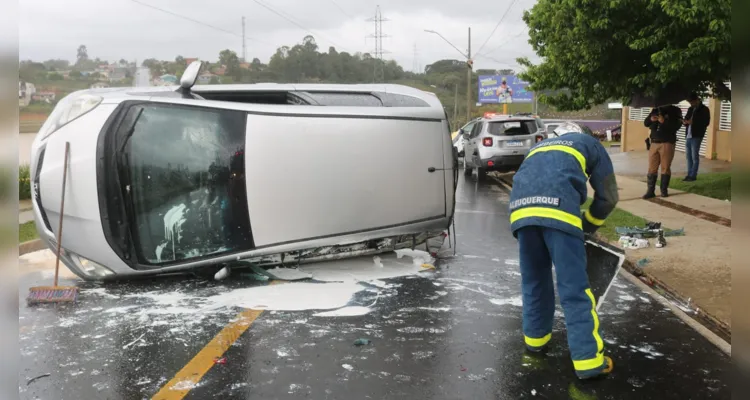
[19, 221, 38, 243]
[660, 172, 731, 201]
[582, 198, 650, 242]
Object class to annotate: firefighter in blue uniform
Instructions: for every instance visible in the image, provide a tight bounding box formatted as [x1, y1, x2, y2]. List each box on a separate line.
[509, 123, 619, 379]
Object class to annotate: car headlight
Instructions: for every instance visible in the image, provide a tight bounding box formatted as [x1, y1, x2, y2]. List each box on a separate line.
[72, 255, 115, 278]
[38, 93, 103, 140]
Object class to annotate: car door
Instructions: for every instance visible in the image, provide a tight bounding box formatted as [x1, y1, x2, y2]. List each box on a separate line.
[465, 122, 482, 166]
[243, 103, 448, 247]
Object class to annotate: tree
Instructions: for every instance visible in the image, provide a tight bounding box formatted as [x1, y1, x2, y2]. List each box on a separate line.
[175, 55, 185, 65]
[142, 58, 163, 77]
[210, 76, 220, 84]
[219, 49, 242, 80]
[76, 45, 88, 66]
[518, 0, 731, 110]
[69, 70, 82, 79]
[48, 72, 64, 81]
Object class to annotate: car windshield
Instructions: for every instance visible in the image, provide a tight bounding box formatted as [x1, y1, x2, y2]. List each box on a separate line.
[488, 120, 537, 136]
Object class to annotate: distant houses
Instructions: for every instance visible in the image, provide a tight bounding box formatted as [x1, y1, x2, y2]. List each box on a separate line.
[32, 91, 56, 103]
[197, 72, 217, 84]
[153, 74, 178, 86]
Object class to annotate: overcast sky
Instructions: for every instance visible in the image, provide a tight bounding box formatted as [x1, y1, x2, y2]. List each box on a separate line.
[20, 0, 540, 72]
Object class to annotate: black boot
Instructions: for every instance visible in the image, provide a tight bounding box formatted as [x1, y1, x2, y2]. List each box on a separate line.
[660, 174, 671, 197]
[643, 174, 657, 199]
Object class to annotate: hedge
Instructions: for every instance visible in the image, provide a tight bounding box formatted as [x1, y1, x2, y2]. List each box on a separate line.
[19, 164, 31, 201]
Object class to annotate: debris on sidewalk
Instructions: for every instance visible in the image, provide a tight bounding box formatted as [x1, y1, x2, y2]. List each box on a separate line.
[655, 231, 667, 248]
[353, 338, 371, 346]
[619, 236, 649, 249]
[615, 225, 685, 238]
[637, 258, 650, 267]
[214, 357, 227, 364]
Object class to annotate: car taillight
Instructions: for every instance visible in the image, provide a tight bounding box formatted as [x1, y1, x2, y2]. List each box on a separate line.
[535, 135, 544, 143]
[482, 137, 493, 147]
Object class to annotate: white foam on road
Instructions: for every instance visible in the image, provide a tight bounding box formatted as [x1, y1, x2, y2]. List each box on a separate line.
[490, 296, 523, 307]
[300, 250, 433, 283]
[313, 306, 372, 317]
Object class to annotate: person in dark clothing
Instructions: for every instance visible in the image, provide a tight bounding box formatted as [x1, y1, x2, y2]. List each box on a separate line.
[509, 124, 618, 380]
[643, 105, 682, 198]
[682, 93, 711, 181]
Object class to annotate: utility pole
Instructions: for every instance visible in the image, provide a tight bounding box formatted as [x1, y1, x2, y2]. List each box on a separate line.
[466, 27, 472, 125]
[453, 84, 459, 129]
[241, 16, 247, 62]
[423, 27, 472, 123]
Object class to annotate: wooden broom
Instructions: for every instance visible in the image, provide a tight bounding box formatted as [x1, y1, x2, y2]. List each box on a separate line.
[27, 141, 79, 304]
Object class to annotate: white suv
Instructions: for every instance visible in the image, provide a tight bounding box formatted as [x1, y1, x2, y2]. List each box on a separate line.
[462, 115, 546, 178]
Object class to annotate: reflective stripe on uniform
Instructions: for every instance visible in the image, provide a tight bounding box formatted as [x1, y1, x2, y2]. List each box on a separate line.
[510, 207, 583, 230]
[524, 333, 551, 348]
[573, 288, 605, 371]
[573, 353, 605, 371]
[584, 210, 606, 226]
[527, 145, 589, 178]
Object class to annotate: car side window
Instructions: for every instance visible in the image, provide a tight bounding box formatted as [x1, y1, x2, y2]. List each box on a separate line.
[122, 104, 254, 265]
[471, 122, 483, 138]
[462, 122, 476, 135]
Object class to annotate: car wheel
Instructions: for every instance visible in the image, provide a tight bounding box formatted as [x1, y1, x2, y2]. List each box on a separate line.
[477, 167, 488, 180]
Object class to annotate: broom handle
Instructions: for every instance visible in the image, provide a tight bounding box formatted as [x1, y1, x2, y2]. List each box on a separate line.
[54, 142, 70, 288]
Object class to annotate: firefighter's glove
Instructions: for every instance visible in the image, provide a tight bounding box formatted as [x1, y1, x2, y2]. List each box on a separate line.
[581, 211, 599, 235]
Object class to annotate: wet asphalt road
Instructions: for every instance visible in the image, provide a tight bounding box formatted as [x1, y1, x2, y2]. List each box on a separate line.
[19, 173, 730, 399]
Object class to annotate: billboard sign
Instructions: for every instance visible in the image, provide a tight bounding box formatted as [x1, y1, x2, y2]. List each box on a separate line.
[478, 75, 533, 104]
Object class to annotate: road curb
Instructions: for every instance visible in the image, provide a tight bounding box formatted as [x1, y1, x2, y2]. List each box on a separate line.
[618, 267, 731, 356]
[19, 239, 45, 256]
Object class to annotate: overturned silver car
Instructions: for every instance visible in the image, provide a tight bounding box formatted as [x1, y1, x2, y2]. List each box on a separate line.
[30, 62, 458, 280]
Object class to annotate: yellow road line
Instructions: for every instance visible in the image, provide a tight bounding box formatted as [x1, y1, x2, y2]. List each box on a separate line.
[152, 281, 280, 400]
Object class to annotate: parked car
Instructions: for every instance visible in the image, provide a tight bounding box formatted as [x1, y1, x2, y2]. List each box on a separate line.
[30, 62, 457, 280]
[545, 123, 561, 138]
[452, 118, 480, 157]
[462, 115, 546, 178]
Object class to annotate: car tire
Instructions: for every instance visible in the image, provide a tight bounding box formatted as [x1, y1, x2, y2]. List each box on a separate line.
[463, 160, 473, 176]
[477, 167, 488, 180]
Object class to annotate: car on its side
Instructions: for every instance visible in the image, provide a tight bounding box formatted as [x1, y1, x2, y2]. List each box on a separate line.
[462, 114, 546, 178]
[30, 62, 457, 280]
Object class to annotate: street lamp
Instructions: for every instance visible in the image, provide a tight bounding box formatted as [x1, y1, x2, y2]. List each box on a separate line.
[424, 28, 472, 126]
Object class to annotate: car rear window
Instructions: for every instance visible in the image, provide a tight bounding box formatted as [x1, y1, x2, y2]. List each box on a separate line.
[488, 120, 538, 136]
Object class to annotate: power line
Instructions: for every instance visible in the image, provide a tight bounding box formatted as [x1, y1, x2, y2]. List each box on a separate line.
[327, 0, 354, 19]
[130, 0, 268, 45]
[251, 0, 347, 51]
[474, 0, 520, 56]
[477, 30, 526, 57]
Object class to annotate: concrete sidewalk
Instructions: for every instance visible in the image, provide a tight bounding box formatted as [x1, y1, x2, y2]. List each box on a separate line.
[610, 150, 731, 178]
[603, 175, 731, 335]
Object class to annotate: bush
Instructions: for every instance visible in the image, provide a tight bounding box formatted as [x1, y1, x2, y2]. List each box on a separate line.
[19, 165, 31, 201]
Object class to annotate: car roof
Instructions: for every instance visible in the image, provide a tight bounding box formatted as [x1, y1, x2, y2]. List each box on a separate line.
[482, 115, 535, 122]
[82, 83, 444, 109]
